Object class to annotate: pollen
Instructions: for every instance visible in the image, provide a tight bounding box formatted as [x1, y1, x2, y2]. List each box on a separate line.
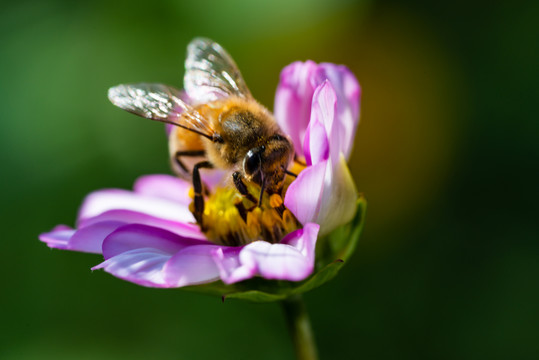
[196, 184, 298, 246]
[191, 161, 305, 246]
[269, 194, 283, 208]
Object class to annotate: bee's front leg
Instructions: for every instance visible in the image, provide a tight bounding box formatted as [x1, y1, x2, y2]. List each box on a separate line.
[232, 172, 258, 207]
[175, 150, 205, 173]
[192, 161, 213, 230]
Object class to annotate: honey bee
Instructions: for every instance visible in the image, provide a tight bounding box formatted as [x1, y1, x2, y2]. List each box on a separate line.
[108, 38, 295, 228]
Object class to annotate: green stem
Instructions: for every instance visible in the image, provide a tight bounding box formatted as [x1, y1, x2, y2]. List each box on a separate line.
[281, 295, 318, 360]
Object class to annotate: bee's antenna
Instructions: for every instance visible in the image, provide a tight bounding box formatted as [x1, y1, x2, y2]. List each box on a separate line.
[285, 170, 298, 178]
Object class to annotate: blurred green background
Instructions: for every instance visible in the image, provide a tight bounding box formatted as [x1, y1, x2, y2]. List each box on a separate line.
[1, 0, 538, 359]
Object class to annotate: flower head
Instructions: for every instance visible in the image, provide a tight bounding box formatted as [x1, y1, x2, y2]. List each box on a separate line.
[40, 55, 363, 299]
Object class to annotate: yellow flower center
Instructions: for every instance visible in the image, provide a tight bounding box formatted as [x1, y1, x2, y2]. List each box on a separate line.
[189, 162, 305, 246]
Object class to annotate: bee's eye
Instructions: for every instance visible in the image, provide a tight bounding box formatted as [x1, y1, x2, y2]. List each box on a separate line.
[243, 149, 262, 176]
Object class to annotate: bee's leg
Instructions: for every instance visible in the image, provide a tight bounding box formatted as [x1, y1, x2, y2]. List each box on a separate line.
[257, 177, 266, 208]
[285, 171, 297, 179]
[234, 202, 248, 223]
[193, 161, 213, 229]
[175, 150, 205, 173]
[232, 172, 258, 206]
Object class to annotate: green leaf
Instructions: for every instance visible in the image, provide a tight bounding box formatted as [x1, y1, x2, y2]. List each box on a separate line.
[182, 196, 367, 302]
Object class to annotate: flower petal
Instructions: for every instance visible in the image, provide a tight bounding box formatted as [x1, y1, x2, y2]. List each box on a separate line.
[92, 248, 173, 288]
[316, 63, 361, 159]
[274, 61, 319, 156]
[163, 245, 222, 287]
[39, 222, 127, 254]
[41, 209, 206, 256]
[79, 210, 205, 240]
[212, 247, 252, 284]
[284, 161, 327, 226]
[39, 225, 75, 250]
[77, 189, 194, 225]
[274, 61, 360, 160]
[101, 224, 205, 260]
[285, 155, 357, 234]
[303, 81, 334, 165]
[314, 155, 358, 235]
[280, 222, 319, 259]
[68, 221, 126, 254]
[215, 223, 319, 283]
[286, 81, 358, 233]
[317, 64, 361, 121]
[93, 224, 209, 288]
[133, 174, 192, 204]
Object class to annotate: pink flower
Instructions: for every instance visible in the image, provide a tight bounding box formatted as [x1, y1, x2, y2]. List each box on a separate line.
[39, 61, 361, 289]
[276, 61, 361, 234]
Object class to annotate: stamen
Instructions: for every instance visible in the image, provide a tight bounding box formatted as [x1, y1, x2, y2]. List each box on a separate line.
[189, 161, 306, 246]
[269, 194, 283, 208]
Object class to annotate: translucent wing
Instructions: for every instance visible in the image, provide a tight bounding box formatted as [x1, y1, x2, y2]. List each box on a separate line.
[184, 37, 252, 102]
[108, 83, 216, 138]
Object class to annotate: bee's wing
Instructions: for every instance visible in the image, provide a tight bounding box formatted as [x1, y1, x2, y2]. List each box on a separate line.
[184, 37, 253, 102]
[108, 83, 216, 137]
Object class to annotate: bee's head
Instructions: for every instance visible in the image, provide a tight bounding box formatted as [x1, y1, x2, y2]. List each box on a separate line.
[243, 134, 294, 193]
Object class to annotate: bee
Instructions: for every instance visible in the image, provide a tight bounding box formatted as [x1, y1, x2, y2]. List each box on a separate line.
[108, 38, 295, 228]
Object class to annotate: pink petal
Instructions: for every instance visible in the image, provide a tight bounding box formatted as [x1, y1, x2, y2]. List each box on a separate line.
[303, 81, 334, 165]
[280, 222, 319, 260]
[287, 81, 358, 233]
[274, 61, 360, 160]
[274, 61, 319, 156]
[318, 63, 361, 122]
[214, 223, 320, 284]
[79, 210, 205, 240]
[41, 210, 205, 255]
[39, 221, 129, 254]
[310, 154, 358, 235]
[287, 154, 357, 235]
[68, 221, 126, 254]
[212, 247, 253, 284]
[92, 224, 210, 288]
[133, 175, 192, 204]
[197, 168, 228, 189]
[77, 189, 194, 225]
[284, 161, 328, 226]
[92, 248, 173, 288]
[163, 245, 222, 287]
[316, 64, 361, 160]
[101, 224, 205, 260]
[303, 119, 330, 166]
[39, 225, 75, 250]
[39, 222, 126, 254]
